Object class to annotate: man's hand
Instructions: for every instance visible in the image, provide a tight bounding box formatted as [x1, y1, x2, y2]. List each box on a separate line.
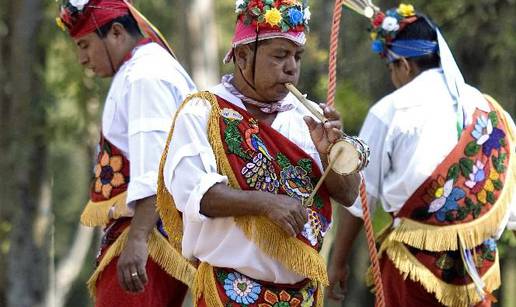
[304, 103, 343, 155]
[262, 194, 307, 237]
[117, 237, 149, 293]
[327, 263, 349, 301]
[116, 196, 159, 293]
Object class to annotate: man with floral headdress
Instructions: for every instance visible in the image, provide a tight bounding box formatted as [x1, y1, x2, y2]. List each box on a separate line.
[157, 0, 361, 306]
[56, 0, 197, 306]
[328, 3, 516, 307]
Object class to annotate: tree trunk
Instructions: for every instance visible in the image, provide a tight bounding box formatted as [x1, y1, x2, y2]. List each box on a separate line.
[6, 0, 49, 306]
[186, 0, 219, 89]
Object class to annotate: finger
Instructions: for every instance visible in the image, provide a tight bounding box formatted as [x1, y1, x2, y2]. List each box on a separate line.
[304, 116, 318, 131]
[121, 266, 135, 292]
[327, 284, 346, 301]
[323, 118, 342, 130]
[130, 264, 145, 293]
[117, 262, 128, 292]
[281, 219, 297, 237]
[137, 261, 148, 285]
[323, 105, 341, 121]
[291, 213, 305, 235]
[325, 127, 343, 144]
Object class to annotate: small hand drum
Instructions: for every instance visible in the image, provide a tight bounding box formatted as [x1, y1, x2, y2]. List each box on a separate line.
[285, 83, 370, 175]
[328, 136, 370, 175]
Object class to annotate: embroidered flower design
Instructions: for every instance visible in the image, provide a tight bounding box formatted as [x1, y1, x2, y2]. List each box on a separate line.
[300, 282, 317, 307]
[280, 165, 313, 200]
[224, 272, 261, 305]
[94, 152, 125, 199]
[397, 3, 415, 17]
[264, 8, 283, 26]
[260, 290, 301, 307]
[471, 115, 506, 156]
[70, 0, 90, 11]
[427, 178, 465, 222]
[484, 239, 497, 252]
[381, 16, 400, 32]
[288, 8, 304, 25]
[464, 160, 500, 204]
[241, 152, 280, 193]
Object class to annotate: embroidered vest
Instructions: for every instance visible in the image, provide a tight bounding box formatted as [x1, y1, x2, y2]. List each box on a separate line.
[216, 96, 332, 251]
[156, 92, 332, 290]
[380, 97, 515, 307]
[81, 134, 132, 227]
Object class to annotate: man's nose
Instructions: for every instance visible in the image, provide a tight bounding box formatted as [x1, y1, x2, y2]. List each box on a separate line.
[78, 51, 88, 66]
[284, 56, 298, 75]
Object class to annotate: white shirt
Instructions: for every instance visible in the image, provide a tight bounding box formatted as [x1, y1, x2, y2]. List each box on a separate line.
[163, 85, 325, 283]
[346, 68, 516, 236]
[102, 42, 196, 207]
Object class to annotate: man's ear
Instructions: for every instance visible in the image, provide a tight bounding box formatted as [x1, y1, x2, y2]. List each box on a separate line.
[399, 57, 411, 74]
[109, 22, 125, 40]
[234, 45, 251, 71]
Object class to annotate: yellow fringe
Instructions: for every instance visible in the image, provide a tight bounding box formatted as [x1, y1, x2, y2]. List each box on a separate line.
[390, 124, 515, 252]
[156, 92, 217, 253]
[193, 262, 225, 307]
[204, 93, 329, 285]
[315, 282, 324, 307]
[80, 192, 128, 227]
[385, 240, 501, 307]
[87, 227, 197, 297]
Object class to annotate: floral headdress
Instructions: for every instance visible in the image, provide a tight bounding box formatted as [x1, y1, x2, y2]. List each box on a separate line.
[235, 0, 310, 32]
[224, 0, 311, 63]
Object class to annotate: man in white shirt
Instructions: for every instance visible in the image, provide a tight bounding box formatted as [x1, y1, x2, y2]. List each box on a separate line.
[57, 1, 196, 306]
[328, 4, 516, 307]
[157, 1, 361, 306]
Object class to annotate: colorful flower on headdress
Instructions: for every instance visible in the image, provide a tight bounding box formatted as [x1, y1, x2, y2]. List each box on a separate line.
[236, 0, 308, 32]
[368, 4, 420, 56]
[397, 3, 415, 17]
[303, 7, 311, 21]
[264, 8, 283, 26]
[56, 17, 66, 31]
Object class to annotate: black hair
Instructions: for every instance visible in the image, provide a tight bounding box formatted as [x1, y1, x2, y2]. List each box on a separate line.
[394, 17, 441, 71]
[95, 14, 142, 38]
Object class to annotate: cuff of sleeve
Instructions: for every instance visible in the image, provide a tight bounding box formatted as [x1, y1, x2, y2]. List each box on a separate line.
[126, 171, 158, 208]
[184, 173, 228, 223]
[344, 196, 365, 219]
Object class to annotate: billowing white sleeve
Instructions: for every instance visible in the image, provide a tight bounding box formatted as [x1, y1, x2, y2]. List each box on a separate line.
[125, 77, 187, 206]
[344, 111, 390, 218]
[162, 98, 228, 223]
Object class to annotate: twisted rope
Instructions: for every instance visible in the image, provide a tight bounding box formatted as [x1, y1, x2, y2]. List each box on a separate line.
[326, 1, 385, 306]
[360, 178, 385, 307]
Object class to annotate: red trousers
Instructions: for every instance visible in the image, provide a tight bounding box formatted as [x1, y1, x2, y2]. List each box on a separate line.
[95, 256, 188, 307]
[381, 256, 491, 307]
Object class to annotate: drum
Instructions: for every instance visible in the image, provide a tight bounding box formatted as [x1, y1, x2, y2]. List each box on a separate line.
[328, 136, 370, 175]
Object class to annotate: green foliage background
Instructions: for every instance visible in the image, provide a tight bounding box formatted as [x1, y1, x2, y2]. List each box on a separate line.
[0, 0, 514, 306]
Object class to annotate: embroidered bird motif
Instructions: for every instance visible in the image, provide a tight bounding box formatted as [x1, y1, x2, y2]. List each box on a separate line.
[244, 119, 274, 161]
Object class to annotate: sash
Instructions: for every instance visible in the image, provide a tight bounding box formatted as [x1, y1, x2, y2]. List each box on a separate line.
[378, 97, 515, 306]
[80, 134, 132, 227]
[156, 92, 332, 299]
[196, 263, 323, 307]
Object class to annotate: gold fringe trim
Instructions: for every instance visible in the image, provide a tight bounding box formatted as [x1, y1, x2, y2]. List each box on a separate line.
[87, 227, 197, 298]
[156, 92, 217, 252]
[390, 127, 515, 251]
[204, 93, 329, 285]
[80, 192, 128, 227]
[385, 240, 501, 307]
[315, 282, 324, 307]
[193, 262, 225, 307]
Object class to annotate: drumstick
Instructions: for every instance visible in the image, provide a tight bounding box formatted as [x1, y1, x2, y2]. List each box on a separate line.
[304, 147, 343, 207]
[285, 83, 328, 123]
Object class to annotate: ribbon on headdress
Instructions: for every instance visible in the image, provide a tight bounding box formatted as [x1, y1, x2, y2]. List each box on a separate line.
[385, 39, 438, 63]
